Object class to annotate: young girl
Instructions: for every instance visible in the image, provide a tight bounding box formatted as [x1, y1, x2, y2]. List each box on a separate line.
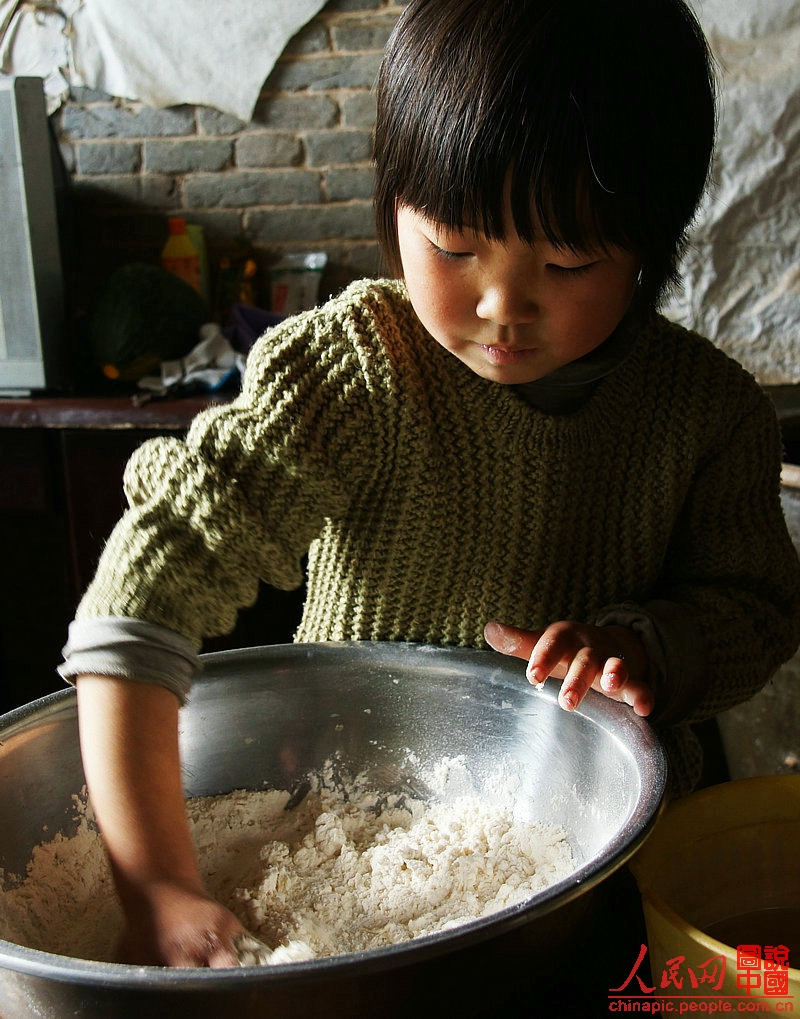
[61, 0, 800, 968]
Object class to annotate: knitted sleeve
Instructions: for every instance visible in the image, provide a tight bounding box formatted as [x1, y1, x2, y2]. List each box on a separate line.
[643, 383, 800, 725]
[74, 285, 392, 646]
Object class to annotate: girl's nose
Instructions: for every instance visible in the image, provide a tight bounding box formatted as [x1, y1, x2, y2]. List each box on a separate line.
[475, 280, 537, 326]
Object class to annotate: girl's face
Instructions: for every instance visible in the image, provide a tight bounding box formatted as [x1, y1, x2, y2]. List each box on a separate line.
[396, 203, 641, 385]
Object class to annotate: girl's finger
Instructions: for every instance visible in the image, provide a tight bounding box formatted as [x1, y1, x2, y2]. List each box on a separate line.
[599, 656, 626, 693]
[526, 625, 576, 687]
[558, 647, 602, 711]
[595, 665, 655, 717]
[628, 681, 655, 717]
[483, 621, 540, 661]
[484, 622, 566, 688]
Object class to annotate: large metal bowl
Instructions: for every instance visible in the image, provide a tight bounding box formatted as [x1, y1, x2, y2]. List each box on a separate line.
[0, 642, 667, 1018]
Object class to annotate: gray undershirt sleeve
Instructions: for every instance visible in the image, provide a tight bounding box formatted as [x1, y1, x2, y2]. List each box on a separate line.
[58, 617, 201, 705]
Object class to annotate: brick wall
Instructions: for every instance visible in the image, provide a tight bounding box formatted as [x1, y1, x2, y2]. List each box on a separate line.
[53, 0, 406, 314]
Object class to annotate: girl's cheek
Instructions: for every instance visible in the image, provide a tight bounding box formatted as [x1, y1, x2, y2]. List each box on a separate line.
[428, 273, 472, 319]
[429, 294, 469, 339]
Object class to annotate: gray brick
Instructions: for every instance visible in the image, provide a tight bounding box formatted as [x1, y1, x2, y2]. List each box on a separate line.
[253, 94, 339, 130]
[197, 107, 247, 135]
[184, 170, 322, 208]
[306, 129, 372, 166]
[144, 138, 232, 173]
[245, 201, 376, 242]
[72, 174, 178, 208]
[341, 90, 376, 128]
[75, 141, 141, 175]
[284, 21, 331, 55]
[62, 103, 196, 140]
[326, 166, 375, 201]
[332, 15, 397, 51]
[236, 132, 303, 168]
[266, 53, 382, 92]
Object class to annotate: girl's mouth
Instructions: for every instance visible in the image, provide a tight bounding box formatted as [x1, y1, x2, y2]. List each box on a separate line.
[479, 344, 535, 365]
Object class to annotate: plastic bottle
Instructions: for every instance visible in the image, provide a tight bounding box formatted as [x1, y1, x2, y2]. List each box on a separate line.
[186, 223, 210, 305]
[160, 217, 202, 296]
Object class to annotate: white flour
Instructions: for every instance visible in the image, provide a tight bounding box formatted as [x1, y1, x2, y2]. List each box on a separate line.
[0, 757, 574, 964]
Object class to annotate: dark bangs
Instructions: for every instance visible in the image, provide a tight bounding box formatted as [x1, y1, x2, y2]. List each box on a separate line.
[375, 3, 625, 252]
[374, 0, 716, 308]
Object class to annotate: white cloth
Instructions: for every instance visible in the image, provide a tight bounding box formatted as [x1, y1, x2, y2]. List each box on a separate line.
[70, 0, 327, 121]
[137, 323, 246, 397]
[1, 0, 326, 120]
[0, 0, 79, 111]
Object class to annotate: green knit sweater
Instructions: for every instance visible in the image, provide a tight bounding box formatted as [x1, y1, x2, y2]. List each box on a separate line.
[76, 278, 800, 741]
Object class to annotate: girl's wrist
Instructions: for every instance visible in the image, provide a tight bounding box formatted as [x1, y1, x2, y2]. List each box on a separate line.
[114, 870, 207, 915]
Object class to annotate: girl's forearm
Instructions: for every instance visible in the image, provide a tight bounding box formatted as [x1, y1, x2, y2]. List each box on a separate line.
[75, 675, 203, 908]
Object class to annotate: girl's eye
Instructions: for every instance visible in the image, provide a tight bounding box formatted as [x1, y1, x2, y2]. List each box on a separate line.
[429, 241, 473, 262]
[547, 261, 597, 277]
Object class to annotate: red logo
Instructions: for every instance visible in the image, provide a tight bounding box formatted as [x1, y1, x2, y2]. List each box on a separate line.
[608, 942, 793, 1013]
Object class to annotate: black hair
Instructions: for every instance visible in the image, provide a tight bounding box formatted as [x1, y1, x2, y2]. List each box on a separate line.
[374, 0, 716, 308]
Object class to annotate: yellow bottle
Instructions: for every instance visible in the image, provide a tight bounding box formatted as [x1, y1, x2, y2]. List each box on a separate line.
[160, 217, 202, 296]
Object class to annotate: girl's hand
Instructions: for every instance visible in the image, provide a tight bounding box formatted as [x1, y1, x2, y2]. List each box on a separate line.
[484, 620, 654, 717]
[115, 879, 248, 968]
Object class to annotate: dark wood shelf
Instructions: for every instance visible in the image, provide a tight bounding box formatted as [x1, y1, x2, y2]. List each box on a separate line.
[0, 393, 225, 431]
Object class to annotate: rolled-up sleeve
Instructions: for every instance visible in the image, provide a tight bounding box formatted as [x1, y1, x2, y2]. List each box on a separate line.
[58, 616, 200, 704]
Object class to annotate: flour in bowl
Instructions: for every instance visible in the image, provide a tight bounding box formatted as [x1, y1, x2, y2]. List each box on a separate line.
[0, 756, 574, 963]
